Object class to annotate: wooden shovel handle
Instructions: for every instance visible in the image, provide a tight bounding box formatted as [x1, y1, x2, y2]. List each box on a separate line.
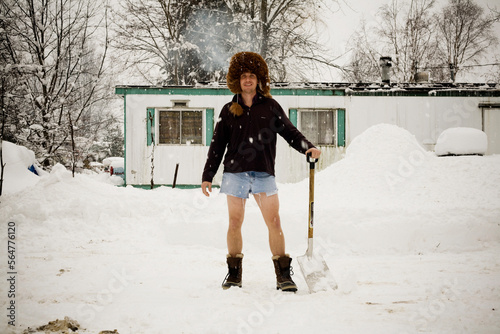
[307, 153, 316, 239]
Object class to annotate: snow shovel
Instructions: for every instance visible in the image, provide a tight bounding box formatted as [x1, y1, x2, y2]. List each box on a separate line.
[297, 153, 338, 293]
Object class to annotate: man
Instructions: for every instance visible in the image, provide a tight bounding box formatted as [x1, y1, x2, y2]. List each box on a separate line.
[201, 52, 320, 292]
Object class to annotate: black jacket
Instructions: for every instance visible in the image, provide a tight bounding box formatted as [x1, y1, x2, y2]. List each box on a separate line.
[202, 94, 314, 183]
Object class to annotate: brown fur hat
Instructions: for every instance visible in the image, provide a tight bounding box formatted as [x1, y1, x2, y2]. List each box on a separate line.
[227, 52, 272, 116]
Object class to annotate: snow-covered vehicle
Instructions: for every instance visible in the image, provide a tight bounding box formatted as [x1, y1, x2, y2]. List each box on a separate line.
[102, 157, 124, 179]
[435, 127, 487, 156]
[1, 141, 45, 194]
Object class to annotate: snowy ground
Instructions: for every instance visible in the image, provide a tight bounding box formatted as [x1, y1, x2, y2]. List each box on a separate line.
[1, 124, 499, 333]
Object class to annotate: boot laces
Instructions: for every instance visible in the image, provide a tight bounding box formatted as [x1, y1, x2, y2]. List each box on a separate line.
[222, 265, 238, 286]
[280, 264, 294, 280]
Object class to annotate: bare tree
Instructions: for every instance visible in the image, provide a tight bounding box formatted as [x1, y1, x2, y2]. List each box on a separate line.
[112, 0, 234, 85]
[342, 19, 382, 82]
[344, 0, 438, 83]
[2, 0, 111, 168]
[435, 0, 500, 82]
[344, 0, 500, 83]
[377, 0, 438, 82]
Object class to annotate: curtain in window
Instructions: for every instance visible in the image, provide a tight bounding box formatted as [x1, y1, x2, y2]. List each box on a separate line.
[160, 110, 180, 144]
[318, 111, 335, 145]
[159, 110, 202, 144]
[301, 112, 318, 145]
[182, 110, 202, 145]
[300, 110, 336, 146]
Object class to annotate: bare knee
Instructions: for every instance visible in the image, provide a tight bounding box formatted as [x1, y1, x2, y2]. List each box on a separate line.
[266, 216, 282, 231]
[228, 216, 243, 232]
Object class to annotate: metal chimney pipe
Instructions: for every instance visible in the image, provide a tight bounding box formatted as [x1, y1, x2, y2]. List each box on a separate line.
[379, 57, 392, 84]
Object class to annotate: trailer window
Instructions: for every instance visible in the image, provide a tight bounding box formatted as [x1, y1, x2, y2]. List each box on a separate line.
[300, 110, 335, 145]
[159, 110, 202, 145]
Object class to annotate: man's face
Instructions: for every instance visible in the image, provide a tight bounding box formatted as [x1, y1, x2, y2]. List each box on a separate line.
[240, 72, 258, 94]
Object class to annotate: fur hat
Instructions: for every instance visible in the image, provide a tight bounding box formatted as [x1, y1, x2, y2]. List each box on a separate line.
[227, 52, 272, 116]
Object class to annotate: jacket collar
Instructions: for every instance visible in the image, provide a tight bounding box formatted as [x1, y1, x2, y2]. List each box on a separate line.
[229, 93, 267, 117]
[232, 93, 265, 108]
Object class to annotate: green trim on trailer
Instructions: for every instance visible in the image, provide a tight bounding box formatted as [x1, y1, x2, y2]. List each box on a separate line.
[272, 89, 344, 96]
[147, 108, 155, 146]
[205, 108, 214, 146]
[337, 109, 346, 147]
[289, 109, 298, 127]
[116, 87, 231, 96]
[115, 86, 345, 97]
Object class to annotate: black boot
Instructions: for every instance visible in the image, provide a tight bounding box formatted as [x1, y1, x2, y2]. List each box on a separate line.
[272, 254, 298, 292]
[222, 254, 243, 289]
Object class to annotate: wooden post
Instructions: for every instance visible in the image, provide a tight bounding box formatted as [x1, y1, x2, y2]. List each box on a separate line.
[172, 163, 179, 188]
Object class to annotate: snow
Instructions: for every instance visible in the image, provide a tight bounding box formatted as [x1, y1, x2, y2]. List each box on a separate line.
[1, 124, 500, 333]
[1, 141, 45, 195]
[435, 127, 488, 156]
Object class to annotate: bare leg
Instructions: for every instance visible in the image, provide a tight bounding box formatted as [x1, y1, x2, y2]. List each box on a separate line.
[227, 195, 246, 256]
[254, 193, 285, 257]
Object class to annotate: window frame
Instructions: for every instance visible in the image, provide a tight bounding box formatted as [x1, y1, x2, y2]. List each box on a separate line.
[156, 107, 204, 146]
[297, 108, 339, 146]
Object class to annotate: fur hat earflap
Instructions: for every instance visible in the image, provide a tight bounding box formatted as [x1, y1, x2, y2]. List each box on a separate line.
[227, 52, 272, 99]
[229, 102, 244, 117]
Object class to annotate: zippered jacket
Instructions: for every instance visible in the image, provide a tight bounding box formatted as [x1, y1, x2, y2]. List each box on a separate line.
[202, 93, 315, 183]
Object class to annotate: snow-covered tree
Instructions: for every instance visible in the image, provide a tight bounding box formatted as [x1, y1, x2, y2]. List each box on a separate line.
[112, 0, 234, 85]
[111, 0, 336, 84]
[1, 0, 113, 167]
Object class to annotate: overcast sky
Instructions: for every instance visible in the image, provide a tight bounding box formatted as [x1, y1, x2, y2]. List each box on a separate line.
[318, 0, 500, 81]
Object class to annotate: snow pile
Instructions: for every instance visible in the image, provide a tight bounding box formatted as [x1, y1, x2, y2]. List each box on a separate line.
[316, 124, 434, 210]
[1, 125, 499, 334]
[435, 127, 488, 156]
[1, 141, 45, 195]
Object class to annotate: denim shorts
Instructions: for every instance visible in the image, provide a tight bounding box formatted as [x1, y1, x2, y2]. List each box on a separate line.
[220, 172, 278, 199]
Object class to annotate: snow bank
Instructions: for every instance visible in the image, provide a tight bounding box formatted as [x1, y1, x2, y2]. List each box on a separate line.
[303, 123, 500, 255]
[1, 141, 44, 195]
[435, 127, 488, 156]
[1, 124, 499, 334]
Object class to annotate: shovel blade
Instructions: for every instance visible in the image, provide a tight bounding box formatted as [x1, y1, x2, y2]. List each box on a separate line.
[297, 253, 337, 293]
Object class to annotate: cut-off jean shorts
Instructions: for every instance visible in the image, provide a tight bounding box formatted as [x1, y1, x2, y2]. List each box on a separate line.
[220, 171, 278, 199]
